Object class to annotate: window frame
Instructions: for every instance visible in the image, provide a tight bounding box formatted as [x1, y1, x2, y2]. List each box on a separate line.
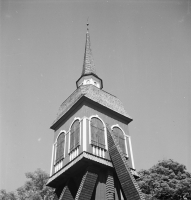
[89, 115, 108, 150]
[54, 130, 66, 165]
[68, 117, 81, 154]
[111, 125, 128, 157]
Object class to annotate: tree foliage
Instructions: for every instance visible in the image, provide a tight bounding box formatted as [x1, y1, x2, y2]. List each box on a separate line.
[0, 169, 54, 200]
[1, 160, 191, 200]
[137, 159, 191, 200]
[0, 190, 17, 200]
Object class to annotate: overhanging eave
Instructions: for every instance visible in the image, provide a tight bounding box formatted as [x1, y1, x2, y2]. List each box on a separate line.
[50, 96, 132, 131]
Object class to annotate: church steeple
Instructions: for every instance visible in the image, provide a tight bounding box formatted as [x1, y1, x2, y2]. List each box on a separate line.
[81, 22, 96, 75]
[76, 23, 103, 89]
[47, 24, 142, 200]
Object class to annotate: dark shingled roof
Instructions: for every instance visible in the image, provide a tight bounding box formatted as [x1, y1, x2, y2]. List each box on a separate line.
[51, 85, 132, 127]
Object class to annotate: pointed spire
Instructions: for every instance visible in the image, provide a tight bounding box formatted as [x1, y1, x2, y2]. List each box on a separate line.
[82, 22, 96, 75]
[76, 22, 103, 89]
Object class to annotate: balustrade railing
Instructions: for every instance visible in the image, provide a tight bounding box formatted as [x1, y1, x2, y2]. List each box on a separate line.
[92, 145, 105, 158]
[54, 159, 64, 173]
[69, 146, 79, 161]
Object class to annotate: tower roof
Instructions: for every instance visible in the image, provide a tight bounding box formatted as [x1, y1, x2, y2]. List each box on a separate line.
[82, 23, 96, 75]
[51, 85, 132, 130]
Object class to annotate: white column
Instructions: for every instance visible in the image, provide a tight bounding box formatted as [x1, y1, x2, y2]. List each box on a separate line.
[104, 127, 108, 150]
[50, 143, 55, 176]
[129, 137, 135, 169]
[83, 117, 87, 151]
[125, 136, 129, 157]
[68, 130, 70, 154]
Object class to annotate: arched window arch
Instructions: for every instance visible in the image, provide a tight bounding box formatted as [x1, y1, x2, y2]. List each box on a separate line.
[69, 119, 80, 152]
[112, 126, 127, 155]
[90, 116, 106, 149]
[55, 131, 66, 163]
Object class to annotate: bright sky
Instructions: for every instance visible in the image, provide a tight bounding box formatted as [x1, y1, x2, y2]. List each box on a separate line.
[1, 0, 191, 192]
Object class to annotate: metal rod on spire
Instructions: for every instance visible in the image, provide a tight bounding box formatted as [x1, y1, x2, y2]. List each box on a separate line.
[87, 17, 89, 32]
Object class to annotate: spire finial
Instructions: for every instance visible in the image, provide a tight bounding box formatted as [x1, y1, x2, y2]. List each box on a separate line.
[87, 17, 89, 32]
[82, 19, 96, 76]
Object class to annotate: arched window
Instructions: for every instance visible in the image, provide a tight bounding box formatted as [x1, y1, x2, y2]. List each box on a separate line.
[55, 132, 65, 163]
[91, 117, 105, 149]
[70, 120, 80, 152]
[112, 127, 126, 154]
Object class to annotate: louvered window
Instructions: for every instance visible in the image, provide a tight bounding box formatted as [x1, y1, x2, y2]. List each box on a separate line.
[91, 118, 105, 149]
[56, 132, 65, 163]
[112, 127, 126, 154]
[70, 120, 80, 152]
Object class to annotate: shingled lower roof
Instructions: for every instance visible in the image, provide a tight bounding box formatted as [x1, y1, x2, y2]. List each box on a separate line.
[51, 85, 132, 128]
